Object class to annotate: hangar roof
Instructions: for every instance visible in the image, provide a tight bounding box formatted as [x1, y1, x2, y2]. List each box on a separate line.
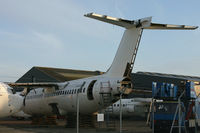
[136, 71, 200, 82]
[17, 66, 200, 83]
[34, 66, 102, 81]
[16, 66, 102, 83]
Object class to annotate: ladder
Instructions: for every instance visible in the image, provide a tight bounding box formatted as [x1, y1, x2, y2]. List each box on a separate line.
[146, 99, 153, 125]
[170, 91, 187, 133]
[99, 81, 115, 130]
[125, 29, 143, 77]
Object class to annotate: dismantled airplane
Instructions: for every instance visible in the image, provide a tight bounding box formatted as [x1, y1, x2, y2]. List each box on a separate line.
[9, 13, 198, 117]
[0, 82, 23, 117]
[103, 98, 151, 117]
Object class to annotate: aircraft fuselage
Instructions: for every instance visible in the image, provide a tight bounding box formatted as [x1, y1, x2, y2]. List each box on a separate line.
[23, 75, 128, 115]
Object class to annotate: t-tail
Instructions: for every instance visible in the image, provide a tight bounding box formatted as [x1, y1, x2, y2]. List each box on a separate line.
[85, 13, 198, 78]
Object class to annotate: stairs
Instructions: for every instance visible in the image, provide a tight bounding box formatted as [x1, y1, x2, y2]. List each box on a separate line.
[98, 81, 115, 130]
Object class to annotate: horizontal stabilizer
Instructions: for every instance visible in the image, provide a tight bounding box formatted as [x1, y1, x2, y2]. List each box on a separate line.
[84, 13, 152, 29]
[146, 23, 198, 30]
[84, 13, 198, 30]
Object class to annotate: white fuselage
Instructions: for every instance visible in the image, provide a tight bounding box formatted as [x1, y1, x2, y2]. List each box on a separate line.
[23, 75, 125, 116]
[0, 83, 23, 117]
[104, 98, 151, 117]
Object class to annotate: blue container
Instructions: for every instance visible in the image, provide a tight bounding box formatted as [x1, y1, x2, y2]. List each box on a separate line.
[152, 82, 178, 99]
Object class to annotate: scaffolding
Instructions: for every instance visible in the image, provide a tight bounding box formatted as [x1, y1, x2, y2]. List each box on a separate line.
[98, 81, 115, 130]
[149, 81, 199, 133]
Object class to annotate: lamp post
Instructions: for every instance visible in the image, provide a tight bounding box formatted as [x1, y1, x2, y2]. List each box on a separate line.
[76, 90, 79, 133]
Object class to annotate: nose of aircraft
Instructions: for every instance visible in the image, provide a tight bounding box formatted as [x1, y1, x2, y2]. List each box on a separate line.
[0, 82, 23, 117]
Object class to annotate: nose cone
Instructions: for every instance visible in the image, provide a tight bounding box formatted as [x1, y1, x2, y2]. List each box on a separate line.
[0, 83, 23, 117]
[0, 94, 23, 118]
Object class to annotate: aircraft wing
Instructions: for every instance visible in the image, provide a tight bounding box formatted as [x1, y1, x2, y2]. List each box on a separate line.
[8, 82, 69, 90]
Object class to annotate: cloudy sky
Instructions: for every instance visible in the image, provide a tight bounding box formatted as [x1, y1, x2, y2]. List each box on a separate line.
[0, 0, 200, 82]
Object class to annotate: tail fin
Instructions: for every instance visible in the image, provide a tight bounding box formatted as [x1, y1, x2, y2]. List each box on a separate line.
[85, 13, 198, 77]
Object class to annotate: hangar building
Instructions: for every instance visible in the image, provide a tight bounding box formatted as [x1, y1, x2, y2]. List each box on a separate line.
[16, 66, 200, 97]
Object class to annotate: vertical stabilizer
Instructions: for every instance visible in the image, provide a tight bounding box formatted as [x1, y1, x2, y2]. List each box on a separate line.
[84, 13, 198, 78]
[106, 27, 143, 77]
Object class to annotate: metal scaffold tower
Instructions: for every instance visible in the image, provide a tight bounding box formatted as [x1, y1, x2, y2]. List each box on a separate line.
[98, 81, 115, 130]
[149, 81, 199, 133]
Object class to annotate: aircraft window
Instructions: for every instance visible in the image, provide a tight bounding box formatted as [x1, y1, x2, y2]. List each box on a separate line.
[123, 104, 125, 107]
[83, 88, 86, 93]
[114, 104, 116, 107]
[79, 88, 82, 93]
[74, 89, 76, 94]
[72, 90, 74, 94]
[117, 104, 119, 107]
